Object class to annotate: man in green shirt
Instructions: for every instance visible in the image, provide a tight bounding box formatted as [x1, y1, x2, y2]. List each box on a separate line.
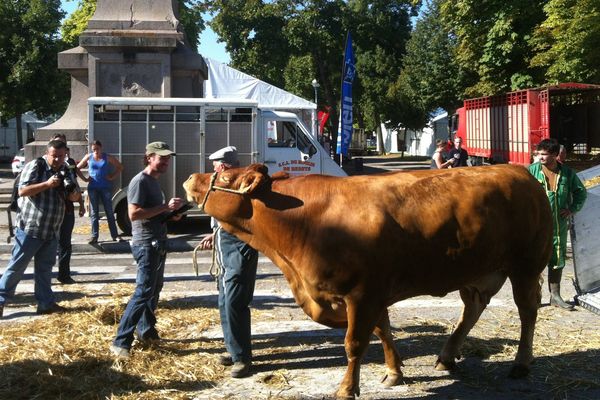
[529, 139, 587, 310]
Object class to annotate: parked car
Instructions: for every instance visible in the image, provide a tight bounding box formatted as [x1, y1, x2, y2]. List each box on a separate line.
[11, 148, 25, 177]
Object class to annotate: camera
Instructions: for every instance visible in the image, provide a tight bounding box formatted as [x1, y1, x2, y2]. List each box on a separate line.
[54, 168, 77, 193]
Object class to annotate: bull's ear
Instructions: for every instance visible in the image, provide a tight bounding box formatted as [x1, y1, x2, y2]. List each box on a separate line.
[247, 163, 269, 175]
[239, 170, 269, 195]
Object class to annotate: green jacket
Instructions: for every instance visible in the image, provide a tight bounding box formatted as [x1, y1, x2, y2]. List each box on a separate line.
[528, 162, 587, 268]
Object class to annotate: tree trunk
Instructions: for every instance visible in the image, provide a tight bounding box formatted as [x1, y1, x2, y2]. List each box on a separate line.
[15, 112, 23, 150]
[375, 114, 386, 155]
[400, 127, 407, 158]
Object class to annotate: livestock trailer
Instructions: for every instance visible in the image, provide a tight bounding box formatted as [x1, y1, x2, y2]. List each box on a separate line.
[452, 83, 600, 165]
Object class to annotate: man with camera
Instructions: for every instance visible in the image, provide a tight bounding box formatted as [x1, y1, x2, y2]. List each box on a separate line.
[0, 140, 81, 318]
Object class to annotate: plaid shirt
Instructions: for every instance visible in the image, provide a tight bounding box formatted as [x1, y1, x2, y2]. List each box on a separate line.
[16, 157, 66, 240]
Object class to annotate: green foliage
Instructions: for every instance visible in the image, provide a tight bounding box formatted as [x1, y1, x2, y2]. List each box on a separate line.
[395, 0, 465, 121]
[440, 0, 547, 96]
[208, 0, 418, 142]
[0, 0, 68, 119]
[530, 0, 600, 84]
[350, 0, 418, 131]
[61, 0, 96, 47]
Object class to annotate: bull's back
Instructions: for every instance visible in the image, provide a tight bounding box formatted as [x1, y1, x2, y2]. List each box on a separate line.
[380, 164, 552, 294]
[265, 165, 551, 299]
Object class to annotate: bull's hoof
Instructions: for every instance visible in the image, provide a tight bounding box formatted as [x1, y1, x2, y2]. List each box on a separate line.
[381, 372, 404, 387]
[434, 357, 456, 371]
[508, 364, 530, 379]
[335, 387, 359, 399]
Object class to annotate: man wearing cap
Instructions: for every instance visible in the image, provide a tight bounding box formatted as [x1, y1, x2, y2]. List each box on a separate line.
[199, 146, 258, 378]
[110, 142, 184, 358]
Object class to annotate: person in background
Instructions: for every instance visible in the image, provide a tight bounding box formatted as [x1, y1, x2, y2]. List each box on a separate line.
[52, 134, 85, 284]
[431, 139, 455, 169]
[0, 140, 81, 317]
[198, 146, 258, 379]
[558, 144, 567, 163]
[448, 136, 469, 167]
[529, 139, 587, 310]
[77, 140, 124, 243]
[109, 142, 183, 359]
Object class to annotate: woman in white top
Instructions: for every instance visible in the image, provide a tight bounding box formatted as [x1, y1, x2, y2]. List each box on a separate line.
[431, 139, 455, 169]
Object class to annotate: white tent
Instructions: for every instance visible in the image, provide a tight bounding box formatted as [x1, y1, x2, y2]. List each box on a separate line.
[203, 58, 317, 135]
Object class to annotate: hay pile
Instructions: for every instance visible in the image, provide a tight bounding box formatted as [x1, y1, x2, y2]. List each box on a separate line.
[1, 284, 599, 399]
[0, 283, 223, 400]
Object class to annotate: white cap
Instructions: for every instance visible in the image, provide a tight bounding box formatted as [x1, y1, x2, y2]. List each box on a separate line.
[209, 146, 238, 165]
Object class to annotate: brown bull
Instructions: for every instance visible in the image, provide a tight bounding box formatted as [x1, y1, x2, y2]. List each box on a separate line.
[183, 164, 552, 399]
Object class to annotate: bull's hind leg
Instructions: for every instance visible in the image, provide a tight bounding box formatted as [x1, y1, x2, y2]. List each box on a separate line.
[373, 309, 404, 387]
[507, 272, 542, 378]
[436, 272, 507, 371]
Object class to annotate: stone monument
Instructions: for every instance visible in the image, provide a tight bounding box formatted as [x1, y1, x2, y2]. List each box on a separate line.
[29, 0, 208, 160]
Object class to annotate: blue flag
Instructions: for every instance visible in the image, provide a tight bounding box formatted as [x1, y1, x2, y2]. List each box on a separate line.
[336, 32, 356, 156]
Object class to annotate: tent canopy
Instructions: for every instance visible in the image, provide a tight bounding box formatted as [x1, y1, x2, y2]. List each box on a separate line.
[203, 58, 316, 111]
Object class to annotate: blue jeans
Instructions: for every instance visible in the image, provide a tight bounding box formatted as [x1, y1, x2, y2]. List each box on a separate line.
[217, 229, 258, 363]
[0, 228, 57, 309]
[88, 187, 118, 239]
[113, 242, 166, 349]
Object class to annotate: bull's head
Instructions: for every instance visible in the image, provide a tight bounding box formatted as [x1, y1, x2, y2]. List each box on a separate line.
[183, 163, 271, 215]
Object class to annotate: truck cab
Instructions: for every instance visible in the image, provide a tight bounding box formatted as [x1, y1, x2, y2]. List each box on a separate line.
[260, 110, 344, 177]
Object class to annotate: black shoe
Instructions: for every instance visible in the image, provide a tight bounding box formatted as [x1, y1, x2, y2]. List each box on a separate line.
[231, 361, 251, 378]
[218, 354, 234, 366]
[88, 237, 98, 244]
[0, 304, 4, 318]
[112, 236, 125, 242]
[36, 303, 67, 315]
[138, 332, 161, 346]
[58, 277, 76, 285]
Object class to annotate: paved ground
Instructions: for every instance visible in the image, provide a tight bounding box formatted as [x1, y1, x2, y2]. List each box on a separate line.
[1, 157, 599, 399]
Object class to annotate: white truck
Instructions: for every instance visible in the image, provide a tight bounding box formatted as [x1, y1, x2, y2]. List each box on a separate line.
[87, 97, 345, 233]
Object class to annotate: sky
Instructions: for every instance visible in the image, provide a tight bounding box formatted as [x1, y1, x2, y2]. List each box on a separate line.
[60, 1, 231, 64]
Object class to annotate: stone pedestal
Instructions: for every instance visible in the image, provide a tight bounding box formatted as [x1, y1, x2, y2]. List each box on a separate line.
[29, 0, 207, 161]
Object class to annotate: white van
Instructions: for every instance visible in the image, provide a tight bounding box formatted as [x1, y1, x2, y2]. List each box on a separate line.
[87, 97, 345, 233]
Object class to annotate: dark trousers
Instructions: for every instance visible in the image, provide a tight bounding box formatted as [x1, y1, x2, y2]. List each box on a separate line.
[57, 212, 75, 281]
[216, 229, 258, 363]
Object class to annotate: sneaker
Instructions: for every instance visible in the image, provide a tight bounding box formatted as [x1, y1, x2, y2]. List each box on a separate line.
[36, 303, 67, 315]
[218, 354, 234, 366]
[109, 344, 130, 359]
[58, 277, 76, 285]
[112, 236, 125, 242]
[231, 361, 251, 378]
[88, 237, 98, 244]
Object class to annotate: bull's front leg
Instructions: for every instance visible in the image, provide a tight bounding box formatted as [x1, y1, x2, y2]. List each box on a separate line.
[373, 309, 404, 387]
[336, 299, 383, 399]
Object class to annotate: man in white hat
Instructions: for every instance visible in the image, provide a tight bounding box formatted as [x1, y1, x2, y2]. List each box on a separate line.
[110, 141, 184, 358]
[199, 146, 258, 378]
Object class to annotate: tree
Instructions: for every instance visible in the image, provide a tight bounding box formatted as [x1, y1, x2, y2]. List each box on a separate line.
[395, 0, 466, 119]
[208, 0, 420, 155]
[349, 0, 417, 154]
[439, 0, 547, 96]
[530, 0, 600, 84]
[0, 0, 67, 148]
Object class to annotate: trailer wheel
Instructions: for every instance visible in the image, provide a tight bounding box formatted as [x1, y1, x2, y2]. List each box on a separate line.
[116, 201, 131, 236]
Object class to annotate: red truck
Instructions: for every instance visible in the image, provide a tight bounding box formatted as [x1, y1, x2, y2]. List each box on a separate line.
[451, 83, 600, 166]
